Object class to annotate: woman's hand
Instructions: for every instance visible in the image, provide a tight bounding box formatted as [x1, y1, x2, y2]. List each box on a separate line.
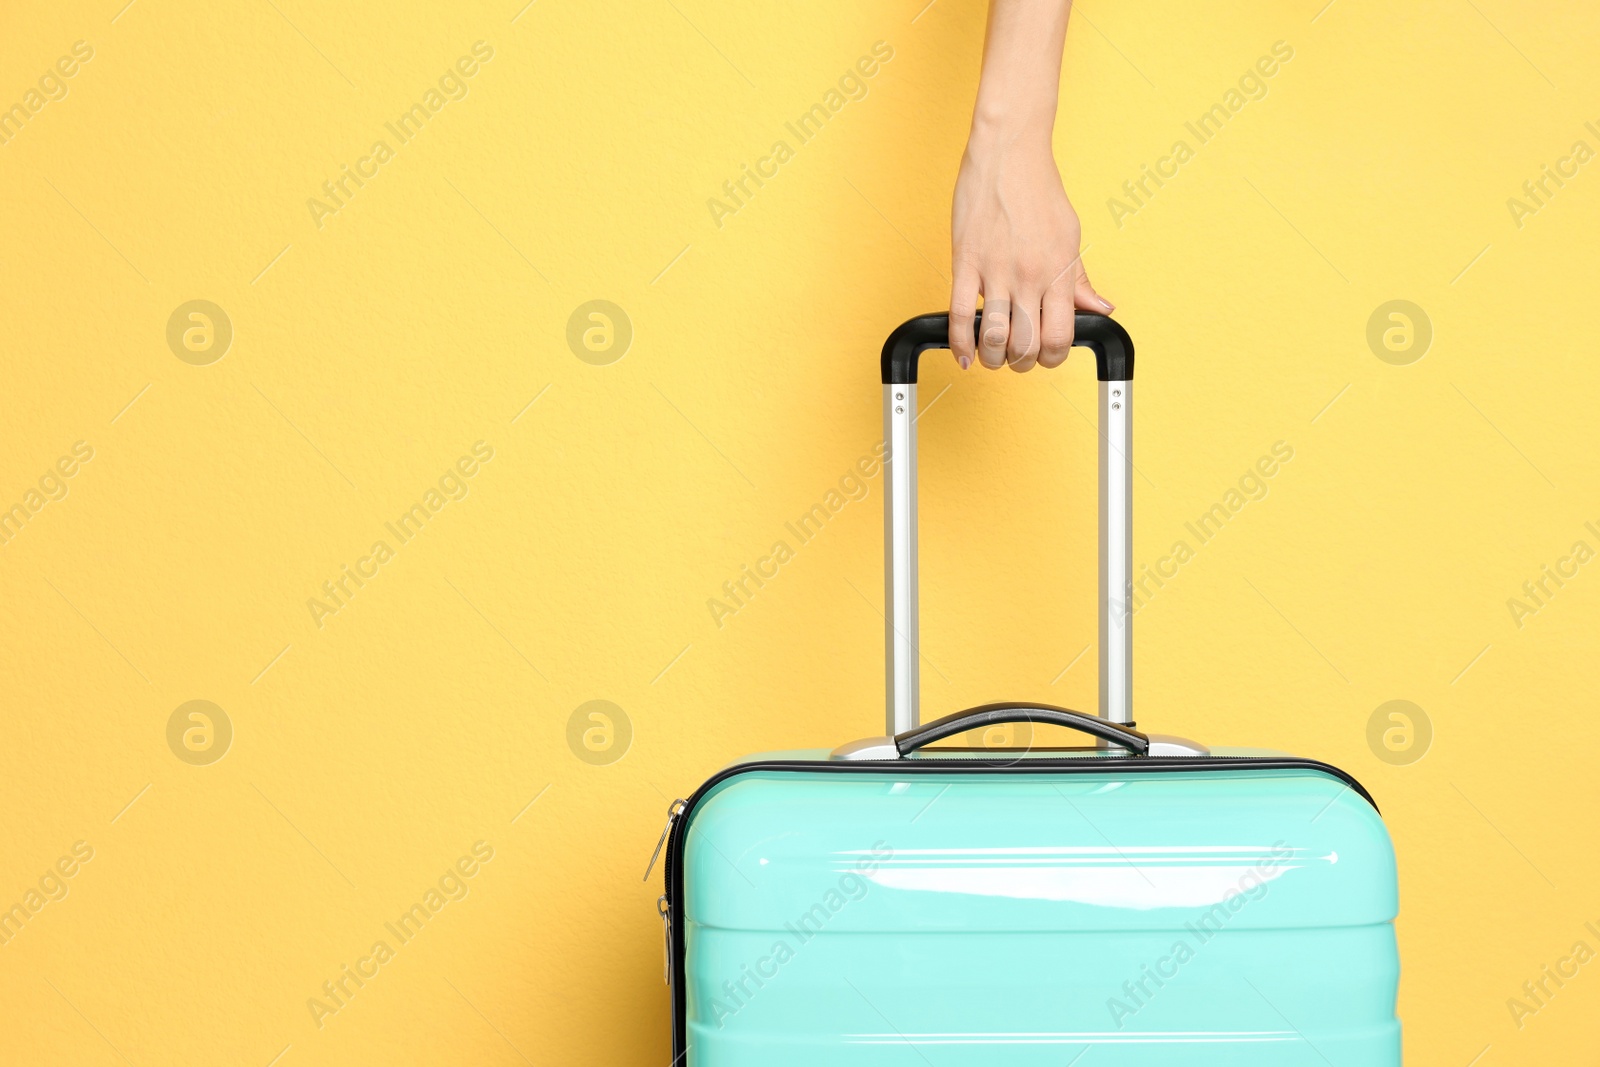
[950, 0, 1112, 373]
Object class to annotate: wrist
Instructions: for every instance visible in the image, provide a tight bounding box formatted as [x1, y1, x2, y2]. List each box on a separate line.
[967, 99, 1057, 155]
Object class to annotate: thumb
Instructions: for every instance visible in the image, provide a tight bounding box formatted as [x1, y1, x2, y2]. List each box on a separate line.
[1074, 269, 1115, 314]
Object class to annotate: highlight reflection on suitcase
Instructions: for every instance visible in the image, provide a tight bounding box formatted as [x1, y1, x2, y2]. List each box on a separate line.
[655, 313, 1400, 1065]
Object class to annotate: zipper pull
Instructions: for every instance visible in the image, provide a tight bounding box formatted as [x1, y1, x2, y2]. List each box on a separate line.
[643, 798, 687, 882]
[658, 894, 673, 986]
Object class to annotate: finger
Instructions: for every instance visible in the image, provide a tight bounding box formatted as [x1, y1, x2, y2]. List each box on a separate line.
[1006, 295, 1042, 372]
[1038, 276, 1075, 369]
[978, 298, 1010, 369]
[1074, 267, 1115, 314]
[949, 265, 980, 370]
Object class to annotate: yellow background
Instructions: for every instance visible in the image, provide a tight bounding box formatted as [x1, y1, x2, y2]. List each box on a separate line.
[2, 0, 1597, 1063]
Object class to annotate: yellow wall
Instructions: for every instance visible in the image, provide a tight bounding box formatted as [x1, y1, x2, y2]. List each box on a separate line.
[2, 0, 1597, 1063]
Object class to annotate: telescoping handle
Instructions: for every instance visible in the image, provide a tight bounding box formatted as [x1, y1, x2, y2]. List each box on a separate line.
[880, 312, 1135, 736]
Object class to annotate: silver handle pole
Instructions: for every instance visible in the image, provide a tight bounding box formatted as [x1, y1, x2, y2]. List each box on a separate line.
[887, 378, 1132, 733]
[884, 383, 919, 735]
[1099, 380, 1133, 725]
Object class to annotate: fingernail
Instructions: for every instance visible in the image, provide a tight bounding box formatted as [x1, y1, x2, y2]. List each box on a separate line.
[1098, 296, 1115, 312]
[959, 355, 972, 370]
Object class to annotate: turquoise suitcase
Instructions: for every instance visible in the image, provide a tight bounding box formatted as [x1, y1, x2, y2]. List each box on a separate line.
[653, 314, 1400, 1064]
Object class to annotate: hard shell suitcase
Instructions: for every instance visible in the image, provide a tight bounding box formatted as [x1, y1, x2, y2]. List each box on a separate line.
[654, 313, 1400, 1065]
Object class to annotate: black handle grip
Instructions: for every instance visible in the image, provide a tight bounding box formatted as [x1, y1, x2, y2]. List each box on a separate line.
[894, 701, 1150, 757]
[882, 311, 1133, 385]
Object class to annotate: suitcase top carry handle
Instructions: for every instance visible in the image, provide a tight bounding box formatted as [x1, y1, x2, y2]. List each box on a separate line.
[895, 702, 1150, 757]
[880, 311, 1135, 736]
[880, 311, 1135, 384]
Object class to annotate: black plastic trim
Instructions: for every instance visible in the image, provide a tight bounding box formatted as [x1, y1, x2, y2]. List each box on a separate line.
[881, 311, 1134, 384]
[664, 753, 1377, 1058]
[896, 702, 1149, 757]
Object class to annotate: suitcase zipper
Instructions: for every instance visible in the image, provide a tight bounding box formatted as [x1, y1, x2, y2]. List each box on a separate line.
[647, 800, 687, 986]
[657, 894, 673, 986]
[644, 798, 687, 882]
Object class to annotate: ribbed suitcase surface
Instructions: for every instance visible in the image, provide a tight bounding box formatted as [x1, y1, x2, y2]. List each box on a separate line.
[669, 753, 1398, 1065]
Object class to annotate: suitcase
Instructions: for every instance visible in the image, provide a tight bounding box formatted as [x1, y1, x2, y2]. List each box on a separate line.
[651, 312, 1400, 1065]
